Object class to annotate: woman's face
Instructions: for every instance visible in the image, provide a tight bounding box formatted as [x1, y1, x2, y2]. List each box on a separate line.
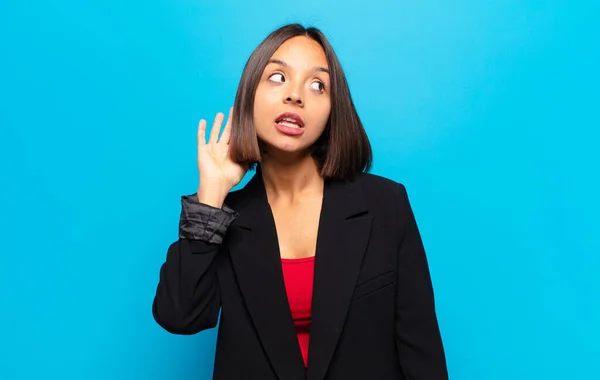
[253, 36, 331, 155]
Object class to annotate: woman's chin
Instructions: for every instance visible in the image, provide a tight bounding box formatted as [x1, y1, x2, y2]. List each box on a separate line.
[261, 142, 313, 161]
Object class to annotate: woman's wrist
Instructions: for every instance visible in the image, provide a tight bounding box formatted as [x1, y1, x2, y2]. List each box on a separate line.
[197, 180, 229, 208]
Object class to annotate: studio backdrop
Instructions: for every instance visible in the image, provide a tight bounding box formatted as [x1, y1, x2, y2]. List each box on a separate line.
[1, 0, 598, 379]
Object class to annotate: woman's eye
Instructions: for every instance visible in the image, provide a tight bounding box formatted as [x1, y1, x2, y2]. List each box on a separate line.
[310, 81, 325, 92]
[269, 73, 285, 83]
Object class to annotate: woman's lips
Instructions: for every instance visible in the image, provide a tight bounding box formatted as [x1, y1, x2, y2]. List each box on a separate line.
[274, 111, 305, 136]
[274, 121, 305, 136]
[275, 112, 305, 128]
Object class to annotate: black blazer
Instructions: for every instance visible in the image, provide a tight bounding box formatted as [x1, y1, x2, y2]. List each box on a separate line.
[152, 170, 448, 380]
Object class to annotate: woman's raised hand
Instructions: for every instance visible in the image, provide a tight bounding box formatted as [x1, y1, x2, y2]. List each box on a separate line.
[196, 107, 248, 208]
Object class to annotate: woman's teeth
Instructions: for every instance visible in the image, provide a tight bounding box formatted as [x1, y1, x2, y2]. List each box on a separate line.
[279, 121, 300, 128]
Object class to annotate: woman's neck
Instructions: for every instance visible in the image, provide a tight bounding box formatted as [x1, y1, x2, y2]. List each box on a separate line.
[260, 153, 324, 203]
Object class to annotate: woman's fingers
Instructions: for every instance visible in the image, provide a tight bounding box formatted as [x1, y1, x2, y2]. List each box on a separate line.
[209, 112, 225, 144]
[220, 107, 234, 144]
[197, 119, 207, 146]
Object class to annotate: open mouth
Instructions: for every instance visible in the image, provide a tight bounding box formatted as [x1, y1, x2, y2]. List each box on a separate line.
[275, 112, 305, 129]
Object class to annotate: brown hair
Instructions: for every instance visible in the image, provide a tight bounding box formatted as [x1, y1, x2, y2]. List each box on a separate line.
[229, 23, 372, 180]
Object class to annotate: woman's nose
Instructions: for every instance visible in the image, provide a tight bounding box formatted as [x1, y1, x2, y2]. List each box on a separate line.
[284, 87, 304, 106]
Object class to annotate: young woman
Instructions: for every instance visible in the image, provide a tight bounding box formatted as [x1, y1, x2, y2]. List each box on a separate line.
[152, 23, 448, 380]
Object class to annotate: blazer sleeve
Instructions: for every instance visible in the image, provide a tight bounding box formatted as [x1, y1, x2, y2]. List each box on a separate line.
[395, 184, 448, 379]
[152, 194, 238, 335]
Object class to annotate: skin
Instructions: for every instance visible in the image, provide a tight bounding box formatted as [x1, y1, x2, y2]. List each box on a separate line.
[253, 35, 331, 161]
[197, 36, 331, 259]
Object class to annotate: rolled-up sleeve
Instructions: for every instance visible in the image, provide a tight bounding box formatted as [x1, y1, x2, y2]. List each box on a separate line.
[178, 194, 239, 244]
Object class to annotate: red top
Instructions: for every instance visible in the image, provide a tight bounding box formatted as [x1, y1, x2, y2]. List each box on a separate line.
[281, 256, 315, 367]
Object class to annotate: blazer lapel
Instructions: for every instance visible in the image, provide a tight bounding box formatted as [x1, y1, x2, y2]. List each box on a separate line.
[307, 175, 373, 380]
[227, 171, 307, 380]
[227, 170, 373, 380]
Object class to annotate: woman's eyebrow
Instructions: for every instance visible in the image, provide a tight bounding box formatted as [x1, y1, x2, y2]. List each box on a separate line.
[268, 59, 330, 74]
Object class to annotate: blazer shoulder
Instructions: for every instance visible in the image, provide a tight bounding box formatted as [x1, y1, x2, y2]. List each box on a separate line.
[356, 172, 407, 197]
[356, 174, 417, 242]
[355, 172, 411, 212]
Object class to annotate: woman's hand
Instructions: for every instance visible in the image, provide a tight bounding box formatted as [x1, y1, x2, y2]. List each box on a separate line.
[196, 107, 248, 208]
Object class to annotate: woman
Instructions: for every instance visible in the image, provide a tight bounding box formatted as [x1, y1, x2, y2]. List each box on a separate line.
[152, 23, 448, 380]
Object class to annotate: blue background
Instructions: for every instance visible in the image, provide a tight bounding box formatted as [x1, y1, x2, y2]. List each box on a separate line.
[1, 1, 598, 379]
